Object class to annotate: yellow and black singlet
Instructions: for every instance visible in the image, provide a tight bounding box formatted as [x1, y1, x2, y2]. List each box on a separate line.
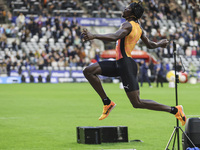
[115, 21, 142, 60]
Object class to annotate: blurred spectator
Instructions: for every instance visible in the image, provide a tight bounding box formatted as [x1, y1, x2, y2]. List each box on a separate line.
[165, 62, 171, 72]
[74, 35, 81, 46]
[167, 44, 173, 58]
[153, 17, 159, 30]
[189, 62, 197, 77]
[12, 40, 19, 51]
[68, 55, 77, 67]
[156, 60, 164, 87]
[95, 48, 100, 62]
[16, 13, 25, 29]
[176, 62, 182, 72]
[197, 47, 200, 58]
[0, 25, 5, 36]
[191, 47, 197, 57]
[58, 57, 65, 67]
[38, 56, 44, 70]
[30, 63, 36, 70]
[0, 6, 6, 23]
[185, 47, 192, 57]
[6, 58, 11, 76]
[51, 57, 58, 68]
[0, 34, 7, 50]
[140, 60, 152, 88]
[6, 11, 12, 23]
[76, 46, 86, 67]
[0, 59, 7, 75]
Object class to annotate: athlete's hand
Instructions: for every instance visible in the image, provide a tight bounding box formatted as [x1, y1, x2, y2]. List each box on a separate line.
[81, 28, 95, 41]
[159, 39, 169, 48]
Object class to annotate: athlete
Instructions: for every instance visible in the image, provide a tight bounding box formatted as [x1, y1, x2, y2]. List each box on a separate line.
[81, 2, 186, 126]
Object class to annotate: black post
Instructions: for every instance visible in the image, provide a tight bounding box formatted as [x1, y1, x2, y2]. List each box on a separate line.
[173, 41, 180, 150]
[165, 42, 196, 150]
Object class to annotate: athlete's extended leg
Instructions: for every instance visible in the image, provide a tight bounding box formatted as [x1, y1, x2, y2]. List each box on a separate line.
[126, 90, 186, 125]
[83, 63, 107, 99]
[126, 90, 171, 112]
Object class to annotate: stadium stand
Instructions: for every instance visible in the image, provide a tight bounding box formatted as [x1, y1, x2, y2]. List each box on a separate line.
[0, 0, 199, 82]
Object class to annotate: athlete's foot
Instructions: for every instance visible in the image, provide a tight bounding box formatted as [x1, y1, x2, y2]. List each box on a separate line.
[99, 101, 116, 120]
[175, 105, 187, 126]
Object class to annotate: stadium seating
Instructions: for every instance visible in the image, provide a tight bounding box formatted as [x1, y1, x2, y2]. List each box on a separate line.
[0, 0, 199, 80]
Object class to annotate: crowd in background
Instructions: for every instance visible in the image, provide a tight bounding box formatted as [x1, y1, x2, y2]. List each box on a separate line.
[140, 0, 200, 58]
[6, 0, 82, 17]
[0, 16, 90, 75]
[0, 0, 199, 79]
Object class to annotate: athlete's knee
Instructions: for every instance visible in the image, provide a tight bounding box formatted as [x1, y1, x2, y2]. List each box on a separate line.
[132, 102, 143, 108]
[83, 63, 100, 77]
[127, 91, 143, 108]
[131, 99, 143, 108]
[83, 66, 88, 75]
[83, 66, 92, 77]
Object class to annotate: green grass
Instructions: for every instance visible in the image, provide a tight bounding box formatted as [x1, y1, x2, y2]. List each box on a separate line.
[0, 83, 199, 150]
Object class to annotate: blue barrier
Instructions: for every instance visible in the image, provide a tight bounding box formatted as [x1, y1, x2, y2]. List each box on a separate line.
[0, 77, 21, 84]
[12, 17, 125, 27]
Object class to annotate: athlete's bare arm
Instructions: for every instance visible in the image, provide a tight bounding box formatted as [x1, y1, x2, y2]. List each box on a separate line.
[141, 29, 169, 49]
[82, 22, 132, 42]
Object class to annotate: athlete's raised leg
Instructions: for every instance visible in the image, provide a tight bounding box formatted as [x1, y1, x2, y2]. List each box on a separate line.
[83, 62, 116, 120]
[83, 63, 107, 100]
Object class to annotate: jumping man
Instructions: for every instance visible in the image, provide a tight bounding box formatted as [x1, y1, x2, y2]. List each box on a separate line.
[82, 2, 186, 126]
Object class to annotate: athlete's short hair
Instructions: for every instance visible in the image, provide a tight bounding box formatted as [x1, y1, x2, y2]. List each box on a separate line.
[130, 1, 144, 19]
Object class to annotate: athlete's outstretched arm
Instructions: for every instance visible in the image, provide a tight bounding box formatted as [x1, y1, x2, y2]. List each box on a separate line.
[141, 30, 169, 49]
[81, 22, 132, 42]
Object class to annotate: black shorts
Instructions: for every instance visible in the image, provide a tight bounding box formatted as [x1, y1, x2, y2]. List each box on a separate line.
[99, 57, 139, 92]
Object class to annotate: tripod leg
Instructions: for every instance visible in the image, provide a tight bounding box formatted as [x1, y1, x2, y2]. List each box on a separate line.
[179, 127, 197, 148]
[172, 130, 177, 150]
[177, 120, 180, 150]
[165, 128, 177, 150]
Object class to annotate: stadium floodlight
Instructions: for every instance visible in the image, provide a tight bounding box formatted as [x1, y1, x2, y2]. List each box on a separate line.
[165, 41, 196, 150]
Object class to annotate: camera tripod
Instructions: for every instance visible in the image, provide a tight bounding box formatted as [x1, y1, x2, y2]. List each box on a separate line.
[165, 41, 196, 150]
